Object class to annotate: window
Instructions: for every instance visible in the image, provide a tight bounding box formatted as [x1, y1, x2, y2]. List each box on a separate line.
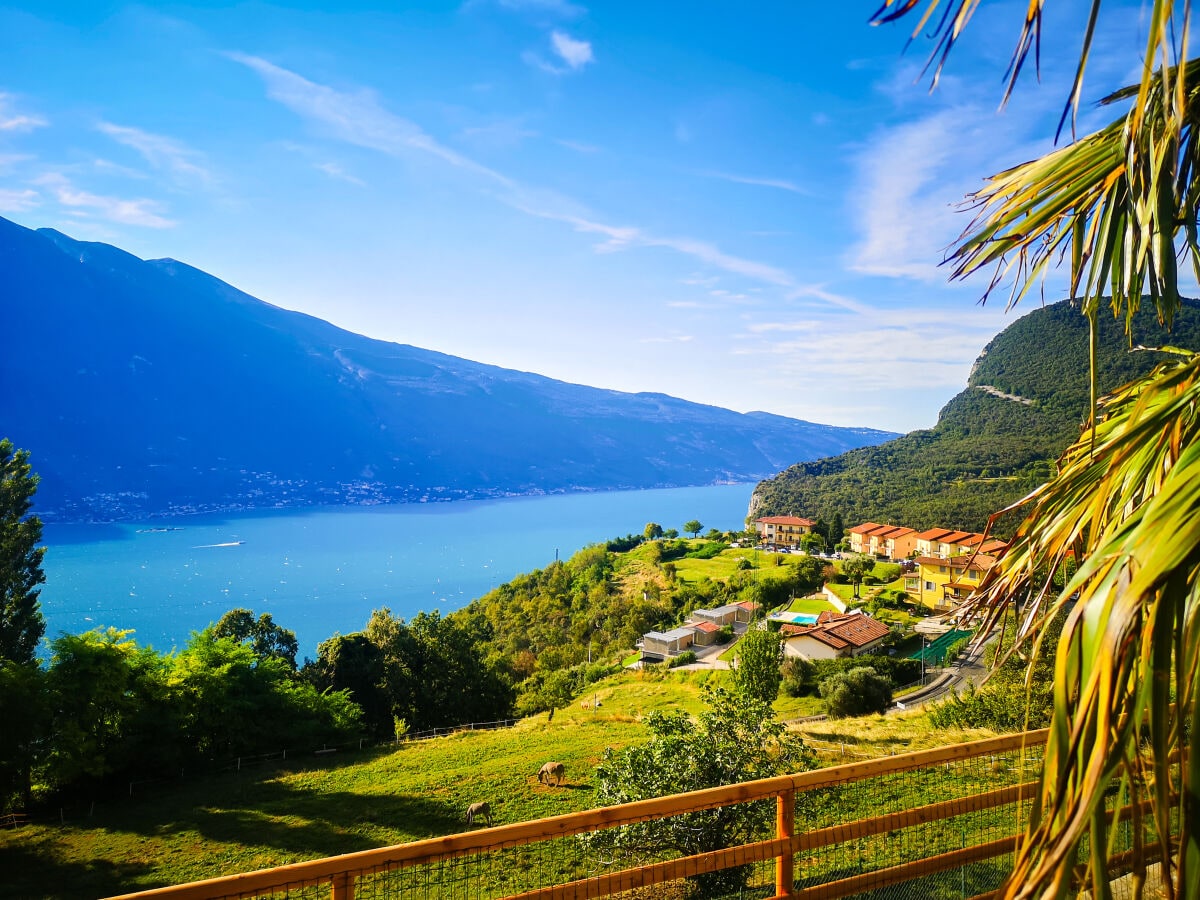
[925, 581, 935, 591]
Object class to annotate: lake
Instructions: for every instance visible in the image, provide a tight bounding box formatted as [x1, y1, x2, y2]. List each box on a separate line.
[40, 483, 756, 658]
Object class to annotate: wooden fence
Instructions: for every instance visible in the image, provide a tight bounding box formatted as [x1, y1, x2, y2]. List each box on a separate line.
[105, 729, 1054, 900]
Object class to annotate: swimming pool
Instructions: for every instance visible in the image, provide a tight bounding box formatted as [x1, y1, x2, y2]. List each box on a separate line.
[769, 611, 820, 625]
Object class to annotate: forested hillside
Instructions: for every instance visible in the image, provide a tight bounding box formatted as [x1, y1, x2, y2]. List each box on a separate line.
[750, 300, 1200, 534]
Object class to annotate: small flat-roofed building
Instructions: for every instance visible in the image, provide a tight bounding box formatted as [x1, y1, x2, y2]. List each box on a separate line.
[691, 605, 745, 627]
[690, 620, 721, 646]
[641, 626, 698, 659]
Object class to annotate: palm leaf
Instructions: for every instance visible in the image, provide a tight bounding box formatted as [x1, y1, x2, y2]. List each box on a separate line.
[962, 352, 1200, 897]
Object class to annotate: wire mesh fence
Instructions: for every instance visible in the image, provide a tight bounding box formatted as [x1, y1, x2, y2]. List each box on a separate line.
[105, 728, 1184, 900]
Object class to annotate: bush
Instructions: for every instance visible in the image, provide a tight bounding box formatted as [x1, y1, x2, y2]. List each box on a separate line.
[668, 650, 697, 668]
[819, 666, 893, 717]
[715, 625, 735, 645]
[782, 657, 816, 697]
[684, 541, 727, 560]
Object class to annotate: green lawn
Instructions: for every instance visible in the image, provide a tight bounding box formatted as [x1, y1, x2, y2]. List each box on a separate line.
[784, 596, 837, 615]
[0, 662, 970, 900]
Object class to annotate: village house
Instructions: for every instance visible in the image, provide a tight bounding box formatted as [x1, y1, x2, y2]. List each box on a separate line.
[913, 527, 1006, 559]
[754, 515, 815, 549]
[847, 523, 918, 560]
[780, 610, 890, 660]
[904, 554, 999, 612]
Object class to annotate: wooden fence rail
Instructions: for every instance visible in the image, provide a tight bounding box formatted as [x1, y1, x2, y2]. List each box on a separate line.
[106, 730, 1053, 900]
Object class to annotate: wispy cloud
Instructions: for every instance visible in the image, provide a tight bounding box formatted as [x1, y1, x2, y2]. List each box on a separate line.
[0, 93, 47, 132]
[230, 52, 515, 189]
[314, 161, 365, 186]
[0, 188, 39, 213]
[96, 122, 213, 187]
[0, 153, 33, 172]
[35, 172, 175, 228]
[550, 31, 593, 70]
[638, 334, 695, 344]
[232, 56, 845, 300]
[555, 138, 601, 154]
[697, 170, 806, 194]
[464, 0, 587, 18]
[847, 108, 958, 280]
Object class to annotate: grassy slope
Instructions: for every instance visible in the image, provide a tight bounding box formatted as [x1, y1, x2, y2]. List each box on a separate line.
[0, 667, 978, 900]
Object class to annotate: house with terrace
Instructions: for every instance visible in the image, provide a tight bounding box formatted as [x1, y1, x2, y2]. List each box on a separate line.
[904, 553, 999, 612]
[754, 515, 815, 549]
[780, 610, 891, 660]
[847, 522, 918, 560]
[914, 527, 1007, 559]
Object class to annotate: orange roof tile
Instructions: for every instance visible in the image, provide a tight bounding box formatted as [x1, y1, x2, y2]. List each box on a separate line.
[756, 515, 816, 527]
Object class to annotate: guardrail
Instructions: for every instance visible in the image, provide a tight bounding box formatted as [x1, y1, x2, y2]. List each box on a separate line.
[106, 729, 1060, 900]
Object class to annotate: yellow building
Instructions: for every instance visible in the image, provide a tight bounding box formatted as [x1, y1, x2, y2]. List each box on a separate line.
[903, 554, 998, 612]
[754, 515, 815, 549]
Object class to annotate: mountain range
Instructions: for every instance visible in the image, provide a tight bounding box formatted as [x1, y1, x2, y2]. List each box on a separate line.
[0, 215, 896, 522]
[749, 297, 1200, 534]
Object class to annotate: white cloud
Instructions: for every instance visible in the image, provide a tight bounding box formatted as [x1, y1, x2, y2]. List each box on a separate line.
[315, 162, 365, 186]
[697, 170, 806, 194]
[550, 31, 593, 70]
[232, 56, 850, 300]
[35, 172, 175, 228]
[96, 122, 213, 187]
[0, 188, 39, 213]
[556, 138, 601, 154]
[847, 109, 959, 280]
[0, 93, 47, 132]
[0, 153, 33, 172]
[638, 334, 694, 344]
[230, 52, 515, 189]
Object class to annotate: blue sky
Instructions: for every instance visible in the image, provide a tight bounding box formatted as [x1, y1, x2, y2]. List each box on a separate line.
[0, 1, 1151, 432]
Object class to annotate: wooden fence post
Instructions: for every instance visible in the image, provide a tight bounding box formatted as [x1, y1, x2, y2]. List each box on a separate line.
[777, 788, 795, 898]
[331, 873, 354, 900]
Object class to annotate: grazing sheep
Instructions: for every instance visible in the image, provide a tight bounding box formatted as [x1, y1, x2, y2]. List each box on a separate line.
[537, 761, 566, 786]
[464, 801, 493, 827]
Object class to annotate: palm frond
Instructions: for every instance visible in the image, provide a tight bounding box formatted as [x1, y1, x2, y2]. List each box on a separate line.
[962, 352, 1200, 897]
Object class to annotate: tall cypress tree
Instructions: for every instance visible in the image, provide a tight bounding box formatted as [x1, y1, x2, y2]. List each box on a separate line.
[0, 439, 46, 664]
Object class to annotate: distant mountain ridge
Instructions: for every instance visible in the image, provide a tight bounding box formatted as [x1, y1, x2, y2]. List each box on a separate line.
[750, 298, 1200, 534]
[0, 215, 896, 522]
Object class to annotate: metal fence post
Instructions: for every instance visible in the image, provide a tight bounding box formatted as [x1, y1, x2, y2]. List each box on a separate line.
[777, 788, 795, 898]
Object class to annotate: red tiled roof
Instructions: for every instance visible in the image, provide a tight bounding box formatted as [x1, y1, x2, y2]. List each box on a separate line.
[848, 522, 883, 535]
[690, 620, 720, 633]
[915, 554, 997, 571]
[782, 612, 890, 651]
[756, 515, 816, 526]
[735, 600, 761, 611]
[915, 527, 955, 541]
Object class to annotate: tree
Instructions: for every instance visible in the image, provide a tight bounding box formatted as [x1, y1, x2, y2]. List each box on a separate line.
[213, 608, 300, 670]
[829, 512, 844, 549]
[875, 3, 1199, 894]
[732, 627, 783, 702]
[643, 522, 663, 540]
[305, 633, 393, 739]
[818, 666, 892, 718]
[0, 440, 45, 665]
[839, 553, 875, 599]
[590, 686, 815, 894]
[682, 519, 703, 538]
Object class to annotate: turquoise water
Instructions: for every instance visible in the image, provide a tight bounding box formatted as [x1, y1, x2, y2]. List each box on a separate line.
[770, 611, 819, 625]
[40, 484, 756, 658]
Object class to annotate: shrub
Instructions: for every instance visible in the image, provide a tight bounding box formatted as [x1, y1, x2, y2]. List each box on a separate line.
[668, 650, 697, 668]
[715, 625, 735, 645]
[819, 666, 893, 717]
